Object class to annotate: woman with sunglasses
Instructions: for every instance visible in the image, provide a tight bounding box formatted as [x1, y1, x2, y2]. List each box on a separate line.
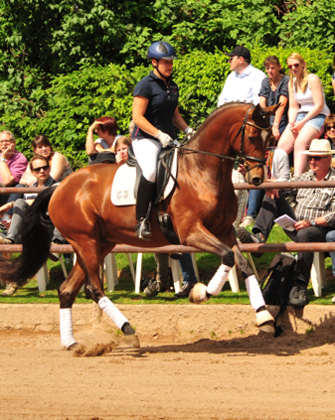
[324, 114, 335, 146]
[277, 52, 330, 176]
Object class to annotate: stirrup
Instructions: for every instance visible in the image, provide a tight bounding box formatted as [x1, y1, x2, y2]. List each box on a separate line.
[135, 218, 152, 241]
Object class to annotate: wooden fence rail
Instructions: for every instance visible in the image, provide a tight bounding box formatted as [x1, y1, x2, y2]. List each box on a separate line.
[1, 242, 335, 255]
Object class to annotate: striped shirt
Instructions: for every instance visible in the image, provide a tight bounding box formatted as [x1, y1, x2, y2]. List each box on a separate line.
[282, 168, 335, 226]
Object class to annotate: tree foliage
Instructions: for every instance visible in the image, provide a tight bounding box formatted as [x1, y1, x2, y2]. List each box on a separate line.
[2, 47, 334, 169]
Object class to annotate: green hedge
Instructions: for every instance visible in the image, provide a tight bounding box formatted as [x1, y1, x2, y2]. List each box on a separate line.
[2, 47, 335, 169]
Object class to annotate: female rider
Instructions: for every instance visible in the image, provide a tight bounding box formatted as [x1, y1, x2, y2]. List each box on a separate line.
[131, 41, 195, 240]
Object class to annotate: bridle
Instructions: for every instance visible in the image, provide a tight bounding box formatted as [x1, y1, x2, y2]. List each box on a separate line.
[178, 105, 271, 173]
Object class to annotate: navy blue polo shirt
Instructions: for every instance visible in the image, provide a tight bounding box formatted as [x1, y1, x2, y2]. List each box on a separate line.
[132, 71, 179, 140]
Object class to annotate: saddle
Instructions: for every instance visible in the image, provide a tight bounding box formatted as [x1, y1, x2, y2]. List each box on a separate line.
[111, 143, 180, 243]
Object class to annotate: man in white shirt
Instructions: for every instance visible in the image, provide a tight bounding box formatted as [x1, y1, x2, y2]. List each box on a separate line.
[217, 46, 266, 106]
[218, 47, 267, 228]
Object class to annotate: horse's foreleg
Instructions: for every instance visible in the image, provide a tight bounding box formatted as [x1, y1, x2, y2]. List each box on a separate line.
[183, 222, 235, 266]
[186, 223, 235, 303]
[233, 246, 275, 333]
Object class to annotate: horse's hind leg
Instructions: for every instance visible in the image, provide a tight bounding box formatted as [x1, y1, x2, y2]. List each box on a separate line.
[76, 241, 139, 348]
[233, 246, 275, 333]
[58, 262, 87, 349]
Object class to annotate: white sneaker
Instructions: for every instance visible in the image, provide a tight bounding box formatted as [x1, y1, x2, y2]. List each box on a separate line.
[240, 215, 255, 228]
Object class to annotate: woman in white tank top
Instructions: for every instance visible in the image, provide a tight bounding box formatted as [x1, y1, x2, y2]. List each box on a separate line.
[277, 52, 330, 176]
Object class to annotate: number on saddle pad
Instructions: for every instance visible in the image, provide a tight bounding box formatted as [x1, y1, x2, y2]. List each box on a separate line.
[261, 252, 296, 307]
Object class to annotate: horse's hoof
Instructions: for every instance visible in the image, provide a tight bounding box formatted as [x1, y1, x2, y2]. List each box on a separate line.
[67, 342, 85, 353]
[189, 283, 209, 304]
[123, 334, 140, 348]
[256, 310, 275, 334]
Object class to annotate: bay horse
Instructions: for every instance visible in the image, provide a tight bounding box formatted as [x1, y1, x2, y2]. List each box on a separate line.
[0, 102, 279, 350]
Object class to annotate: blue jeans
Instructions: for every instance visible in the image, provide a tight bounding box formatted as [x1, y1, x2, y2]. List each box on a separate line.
[326, 230, 335, 276]
[179, 253, 197, 285]
[246, 189, 264, 218]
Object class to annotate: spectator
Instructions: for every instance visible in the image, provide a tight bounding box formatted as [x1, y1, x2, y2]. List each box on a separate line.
[0, 131, 28, 206]
[277, 53, 330, 177]
[217, 46, 266, 106]
[259, 55, 289, 141]
[19, 135, 73, 187]
[237, 139, 335, 308]
[324, 114, 335, 167]
[324, 114, 335, 146]
[0, 155, 56, 296]
[86, 116, 120, 164]
[114, 136, 131, 165]
[217, 46, 267, 228]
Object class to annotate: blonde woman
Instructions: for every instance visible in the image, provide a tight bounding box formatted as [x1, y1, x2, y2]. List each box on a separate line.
[277, 52, 330, 175]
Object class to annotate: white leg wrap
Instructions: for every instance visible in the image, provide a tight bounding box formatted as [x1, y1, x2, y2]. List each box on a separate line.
[60, 308, 77, 349]
[98, 296, 129, 330]
[245, 275, 265, 312]
[206, 264, 231, 296]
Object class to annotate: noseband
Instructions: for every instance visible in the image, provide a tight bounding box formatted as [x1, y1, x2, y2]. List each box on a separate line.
[179, 104, 271, 172]
[233, 105, 271, 172]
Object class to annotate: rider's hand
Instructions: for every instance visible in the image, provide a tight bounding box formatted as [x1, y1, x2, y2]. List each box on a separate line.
[185, 126, 196, 140]
[155, 130, 173, 148]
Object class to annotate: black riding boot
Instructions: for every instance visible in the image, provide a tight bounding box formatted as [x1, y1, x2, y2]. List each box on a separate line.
[135, 176, 155, 240]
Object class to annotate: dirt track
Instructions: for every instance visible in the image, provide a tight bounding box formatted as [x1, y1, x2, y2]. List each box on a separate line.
[1, 303, 335, 420]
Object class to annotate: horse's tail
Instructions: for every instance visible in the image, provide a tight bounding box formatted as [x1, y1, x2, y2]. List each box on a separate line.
[0, 186, 57, 287]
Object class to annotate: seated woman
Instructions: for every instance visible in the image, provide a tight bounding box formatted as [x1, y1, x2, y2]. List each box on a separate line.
[86, 116, 120, 164]
[277, 52, 330, 177]
[20, 135, 73, 187]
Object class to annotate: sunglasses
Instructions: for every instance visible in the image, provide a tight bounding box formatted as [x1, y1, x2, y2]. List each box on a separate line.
[307, 156, 328, 162]
[32, 165, 49, 172]
[326, 125, 335, 131]
[288, 63, 300, 69]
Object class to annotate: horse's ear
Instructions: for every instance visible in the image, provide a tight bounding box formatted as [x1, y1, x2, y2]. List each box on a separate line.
[263, 103, 281, 117]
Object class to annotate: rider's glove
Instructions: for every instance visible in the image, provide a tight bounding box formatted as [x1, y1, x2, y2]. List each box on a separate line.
[184, 126, 196, 140]
[155, 130, 173, 148]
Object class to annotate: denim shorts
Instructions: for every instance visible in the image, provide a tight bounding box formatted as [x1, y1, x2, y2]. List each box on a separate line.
[296, 112, 327, 132]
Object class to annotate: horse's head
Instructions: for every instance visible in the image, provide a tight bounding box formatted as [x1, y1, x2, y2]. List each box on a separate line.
[238, 103, 280, 186]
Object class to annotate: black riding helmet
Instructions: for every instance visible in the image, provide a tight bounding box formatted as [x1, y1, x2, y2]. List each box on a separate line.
[147, 41, 178, 61]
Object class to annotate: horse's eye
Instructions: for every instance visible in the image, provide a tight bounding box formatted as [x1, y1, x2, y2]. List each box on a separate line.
[248, 136, 256, 143]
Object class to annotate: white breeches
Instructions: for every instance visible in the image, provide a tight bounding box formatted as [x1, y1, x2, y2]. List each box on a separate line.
[132, 138, 162, 183]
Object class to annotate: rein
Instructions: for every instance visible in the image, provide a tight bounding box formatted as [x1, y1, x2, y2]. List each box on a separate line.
[178, 105, 271, 172]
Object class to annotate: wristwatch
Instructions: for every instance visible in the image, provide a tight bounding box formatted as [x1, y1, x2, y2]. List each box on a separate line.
[0, 158, 7, 162]
[310, 220, 317, 227]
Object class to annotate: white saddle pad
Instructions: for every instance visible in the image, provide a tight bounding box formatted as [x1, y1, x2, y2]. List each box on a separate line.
[111, 148, 178, 206]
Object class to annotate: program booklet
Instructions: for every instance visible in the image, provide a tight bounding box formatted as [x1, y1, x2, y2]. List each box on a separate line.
[274, 214, 297, 231]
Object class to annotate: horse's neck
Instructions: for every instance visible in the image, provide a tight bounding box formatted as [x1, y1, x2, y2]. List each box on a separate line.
[180, 133, 235, 191]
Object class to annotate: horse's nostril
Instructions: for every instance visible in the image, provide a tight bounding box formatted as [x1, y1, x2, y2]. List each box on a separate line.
[252, 178, 262, 186]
